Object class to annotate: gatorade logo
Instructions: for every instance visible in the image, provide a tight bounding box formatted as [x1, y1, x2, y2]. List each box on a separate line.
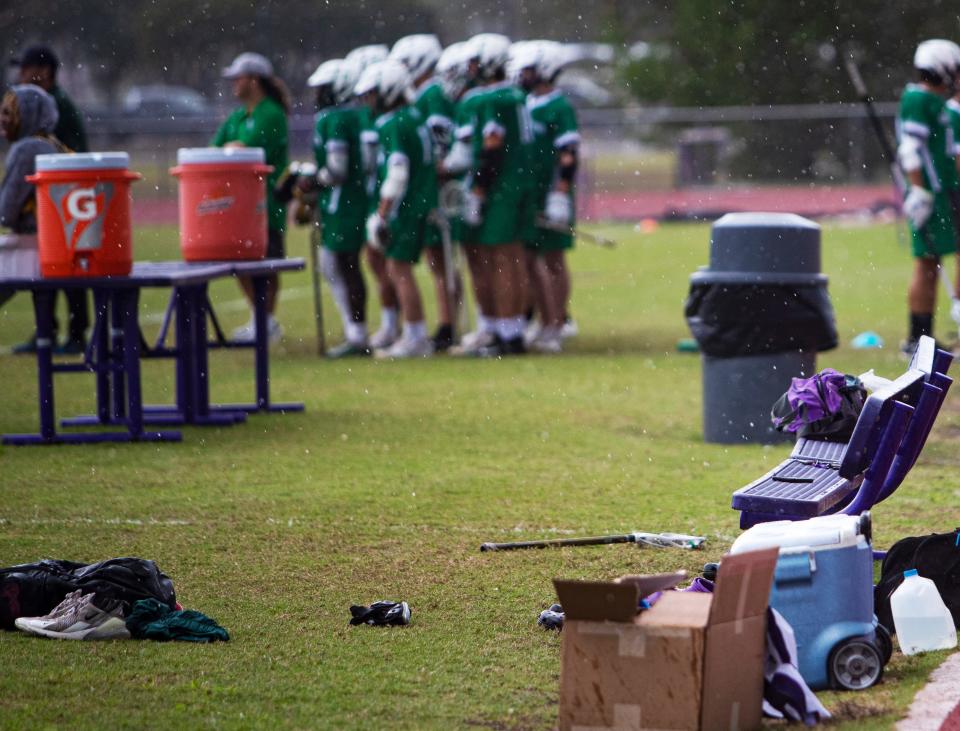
[66, 188, 99, 221]
[49, 182, 114, 252]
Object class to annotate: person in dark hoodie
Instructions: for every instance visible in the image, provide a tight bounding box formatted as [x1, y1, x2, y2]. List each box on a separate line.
[0, 85, 63, 320]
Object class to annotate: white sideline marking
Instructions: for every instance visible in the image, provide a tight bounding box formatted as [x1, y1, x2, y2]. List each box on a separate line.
[141, 286, 314, 324]
[0, 517, 191, 526]
[896, 652, 960, 731]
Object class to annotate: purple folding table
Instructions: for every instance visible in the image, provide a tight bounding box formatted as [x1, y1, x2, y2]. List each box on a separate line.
[2, 258, 304, 446]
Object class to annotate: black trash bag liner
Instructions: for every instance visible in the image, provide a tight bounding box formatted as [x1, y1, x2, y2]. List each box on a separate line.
[685, 282, 838, 358]
[0, 557, 176, 630]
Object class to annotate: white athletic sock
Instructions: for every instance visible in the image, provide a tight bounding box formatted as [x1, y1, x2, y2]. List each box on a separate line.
[404, 320, 427, 341]
[345, 321, 368, 344]
[477, 314, 495, 334]
[320, 248, 353, 333]
[381, 307, 399, 334]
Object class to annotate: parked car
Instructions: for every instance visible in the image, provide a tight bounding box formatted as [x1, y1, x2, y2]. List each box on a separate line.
[122, 85, 211, 118]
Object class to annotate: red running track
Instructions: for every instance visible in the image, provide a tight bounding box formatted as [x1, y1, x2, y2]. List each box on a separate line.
[132, 184, 898, 227]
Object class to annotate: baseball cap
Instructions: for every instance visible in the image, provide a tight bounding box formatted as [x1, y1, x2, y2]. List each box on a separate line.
[222, 52, 273, 79]
[10, 45, 60, 71]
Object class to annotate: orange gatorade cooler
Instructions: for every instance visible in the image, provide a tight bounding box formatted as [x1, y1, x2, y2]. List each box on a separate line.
[28, 152, 140, 277]
[171, 147, 273, 261]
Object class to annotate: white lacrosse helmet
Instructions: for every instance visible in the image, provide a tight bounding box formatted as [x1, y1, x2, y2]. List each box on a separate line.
[509, 40, 568, 84]
[307, 59, 342, 89]
[345, 44, 389, 72]
[390, 34, 443, 81]
[437, 41, 471, 99]
[914, 39, 960, 85]
[355, 59, 413, 107]
[534, 40, 569, 82]
[467, 33, 511, 81]
[333, 58, 363, 103]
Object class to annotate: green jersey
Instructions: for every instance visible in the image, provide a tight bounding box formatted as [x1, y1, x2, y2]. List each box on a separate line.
[471, 82, 534, 198]
[358, 106, 381, 213]
[212, 96, 289, 231]
[313, 106, 367, 220]
[947, 99, 960, 162]
[414, 80, 455, 155]
[375, 106, 437, 222]
[898, 84, 958, 192]
[527, 89, 579, 198]
[51, 86, 88, 153]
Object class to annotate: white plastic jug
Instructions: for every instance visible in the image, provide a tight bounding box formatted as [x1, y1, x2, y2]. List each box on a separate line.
[890, 569, 958, 656]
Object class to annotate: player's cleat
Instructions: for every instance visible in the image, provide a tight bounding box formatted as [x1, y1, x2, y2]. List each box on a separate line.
[267, 317, 284, 346]
[349, 600, 411, 626]
[560, 317, 578, 340]
[231, 319, 256, 343]
[11, 335, 39, 355]
[432, 324, 454, 352]
[530, 330, 563, 354]
[498, 336, 527, 356]
[450, 329, 495, 356]
[523, 321, 542, 347]
[16, 592, 130, 640]
[14, 590, 86, 634]
[369, 326, 399, 350]
[326, 340, 371, 358]
[54, 337, 86, 356]
[374, 336, 433, 359]
[899, 338, 919, 360]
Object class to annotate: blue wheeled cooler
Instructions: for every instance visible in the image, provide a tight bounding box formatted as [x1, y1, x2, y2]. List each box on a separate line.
[730, 512, 890, 690]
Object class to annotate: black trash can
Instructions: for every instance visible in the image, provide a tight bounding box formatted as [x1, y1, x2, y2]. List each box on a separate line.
[685, 213, 838, 444]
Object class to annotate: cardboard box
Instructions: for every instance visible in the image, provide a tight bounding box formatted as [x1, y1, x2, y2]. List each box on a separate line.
[554, 549, 778, 731]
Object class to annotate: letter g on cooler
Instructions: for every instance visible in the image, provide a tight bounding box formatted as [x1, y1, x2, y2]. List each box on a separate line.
[66, 187, 99, 222]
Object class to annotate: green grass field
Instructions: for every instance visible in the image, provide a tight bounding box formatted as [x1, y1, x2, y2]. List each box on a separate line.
[1, 220, 958, 730]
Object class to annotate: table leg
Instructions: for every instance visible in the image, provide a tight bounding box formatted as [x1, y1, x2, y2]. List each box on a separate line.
[194, 284, 210, 417]
[110, 290, 125, 421]
[94, 289, 111, 423]
[252, 275, 269, 410]
[32, 289, 57, 441]
[174, 286, 196, 422]
[118, 289, 143, 437]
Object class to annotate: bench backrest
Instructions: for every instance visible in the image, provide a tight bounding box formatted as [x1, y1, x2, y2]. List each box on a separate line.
[838, 369, 925, 478]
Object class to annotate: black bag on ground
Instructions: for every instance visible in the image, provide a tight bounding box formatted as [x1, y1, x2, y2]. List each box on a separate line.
[875, 529, 960, 633]
[0, 557, 177, 630]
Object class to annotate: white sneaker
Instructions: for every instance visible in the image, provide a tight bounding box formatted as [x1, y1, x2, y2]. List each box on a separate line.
[267, 317, 283, 346]
[16, 592, 130, 640]
[369, 327, 399, 350]
[560, 318, 579, 339]
[450, 329, 495, 355]
[232, 319, 255, 343]
[375, 336, 434, 359]
[14, 589, 85, 634]
[524, 321, 543, 347]
[530, 331, 563, 354]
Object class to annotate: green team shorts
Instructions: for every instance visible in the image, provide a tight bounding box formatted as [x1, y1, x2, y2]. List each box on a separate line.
[911, 191, 958, 258]
[422, 215, 443, 249]
[477, 187, 533, 246]
[386, 210, 427, 264]
[321, 215, 366, 254]
[530, 225, 575, 252]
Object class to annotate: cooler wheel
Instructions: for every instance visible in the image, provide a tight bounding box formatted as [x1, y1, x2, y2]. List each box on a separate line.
[829, 636, 883, 691]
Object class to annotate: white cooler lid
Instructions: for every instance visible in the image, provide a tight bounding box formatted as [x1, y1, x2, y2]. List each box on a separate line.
[177, 147, 265, 165]
[730, 514, 864, 555]
[36, 152, 130, 172]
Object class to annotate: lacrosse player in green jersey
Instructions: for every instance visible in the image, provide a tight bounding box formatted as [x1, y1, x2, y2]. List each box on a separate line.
[357, 59, 437, 358]
[897, 40, 960, 355]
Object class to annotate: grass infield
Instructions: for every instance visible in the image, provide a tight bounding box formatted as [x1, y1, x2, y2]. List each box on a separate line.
[0, 221, 957, 730]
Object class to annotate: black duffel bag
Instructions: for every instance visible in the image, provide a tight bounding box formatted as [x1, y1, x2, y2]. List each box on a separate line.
[0, 557, 177, 630]
[875, 529, 960, 633]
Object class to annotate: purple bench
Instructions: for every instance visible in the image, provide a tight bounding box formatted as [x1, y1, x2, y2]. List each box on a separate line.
[732, 336, 953, 527]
